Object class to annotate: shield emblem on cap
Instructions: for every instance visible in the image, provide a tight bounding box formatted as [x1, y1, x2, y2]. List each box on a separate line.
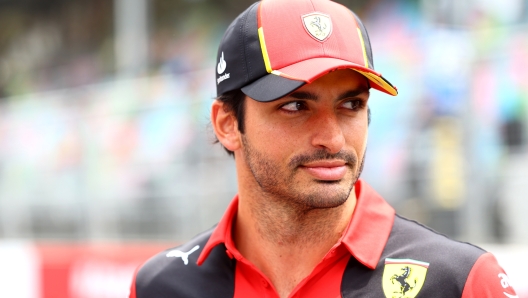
[302, 13, 332, 41]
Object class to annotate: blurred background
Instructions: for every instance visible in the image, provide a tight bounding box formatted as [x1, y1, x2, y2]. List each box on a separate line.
[0, 0, 527, 297]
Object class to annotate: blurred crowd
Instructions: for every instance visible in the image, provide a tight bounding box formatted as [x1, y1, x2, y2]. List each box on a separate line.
[0, 0, 527, 245]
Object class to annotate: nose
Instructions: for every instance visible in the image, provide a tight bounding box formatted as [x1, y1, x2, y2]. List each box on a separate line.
[309, 111, 345, 154]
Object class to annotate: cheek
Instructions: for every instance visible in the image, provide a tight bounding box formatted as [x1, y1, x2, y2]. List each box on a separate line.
[251, 122, 308, 165]
[250, 111, 295, 139]
[258, 124, 295, 152]
[343, 122, 368, 151]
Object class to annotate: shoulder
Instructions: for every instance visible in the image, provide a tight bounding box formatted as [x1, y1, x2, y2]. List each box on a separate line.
[340, 215, 515, 297]
[388, 215, 485, 261]
[382, 215, 509, 295]
[385, 215, 485, 275]
[131, 227, 236, 298]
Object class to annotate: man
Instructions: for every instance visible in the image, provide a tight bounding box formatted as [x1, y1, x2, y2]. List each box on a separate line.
[129, 0, 517, 297]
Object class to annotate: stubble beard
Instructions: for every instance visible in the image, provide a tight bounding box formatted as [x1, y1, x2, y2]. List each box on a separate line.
[241, 135, 365, 213]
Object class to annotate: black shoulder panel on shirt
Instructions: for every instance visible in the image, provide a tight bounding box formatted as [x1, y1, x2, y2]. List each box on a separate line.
[135, 226, 236, 298]
[341, 215, 486, 298]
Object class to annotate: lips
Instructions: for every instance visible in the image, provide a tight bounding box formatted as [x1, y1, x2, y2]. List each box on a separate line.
[300, 160, 348, 181]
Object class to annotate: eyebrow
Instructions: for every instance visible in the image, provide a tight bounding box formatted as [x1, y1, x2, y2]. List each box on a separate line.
[288, 87, 370, 102]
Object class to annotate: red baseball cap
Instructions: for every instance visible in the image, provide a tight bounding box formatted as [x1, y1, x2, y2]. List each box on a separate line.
[215, 0, 398, 102]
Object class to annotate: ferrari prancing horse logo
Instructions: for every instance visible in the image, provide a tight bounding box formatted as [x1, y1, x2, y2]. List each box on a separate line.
[302, 13, 332, 41]
[382, 258, 429, 298]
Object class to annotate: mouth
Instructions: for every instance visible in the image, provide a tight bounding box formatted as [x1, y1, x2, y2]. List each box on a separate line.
[299, 160, 348, 181]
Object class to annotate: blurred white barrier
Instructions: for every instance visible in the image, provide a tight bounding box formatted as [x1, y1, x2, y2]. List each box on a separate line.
[0, 241, 41, 298]
[69, 259, 137, 298]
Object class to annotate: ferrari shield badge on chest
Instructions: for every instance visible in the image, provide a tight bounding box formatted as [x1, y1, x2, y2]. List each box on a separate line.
[302, 12, 332, 41]
[382, 258, 429, 298]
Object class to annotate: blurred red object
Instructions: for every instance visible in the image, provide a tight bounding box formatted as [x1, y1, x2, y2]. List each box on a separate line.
[37, 242, 171, 298]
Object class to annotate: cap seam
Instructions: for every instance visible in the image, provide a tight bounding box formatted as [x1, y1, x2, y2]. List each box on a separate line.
[308, 0, 327, 56]
[307, 0, 316, 11]
[244, 2, 260, 81]
[239, 7, 250, 84]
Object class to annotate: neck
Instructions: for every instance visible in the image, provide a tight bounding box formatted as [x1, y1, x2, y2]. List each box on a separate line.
[241, 191, 355, 246]
[234, 185, 356, 297]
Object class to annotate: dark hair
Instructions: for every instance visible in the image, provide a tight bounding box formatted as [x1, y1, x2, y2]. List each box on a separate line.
[213, 89, 371, 156]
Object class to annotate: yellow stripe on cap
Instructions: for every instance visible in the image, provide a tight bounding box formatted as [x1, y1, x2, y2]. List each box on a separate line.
[354, 69, 398, 96]
[258, 27, 272, 73]
[357, 28, 369, 68]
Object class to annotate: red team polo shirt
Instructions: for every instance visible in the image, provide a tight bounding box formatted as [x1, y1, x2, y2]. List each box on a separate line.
[130, 180, 517, 297]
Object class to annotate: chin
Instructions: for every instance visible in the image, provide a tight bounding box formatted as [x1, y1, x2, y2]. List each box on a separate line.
[294, 178, 353, 206]
[295, 187, 351, 209]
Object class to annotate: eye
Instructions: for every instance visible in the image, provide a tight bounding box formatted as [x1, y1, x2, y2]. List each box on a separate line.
[280, 101, 308, 112]
[341, 99, 364, 110]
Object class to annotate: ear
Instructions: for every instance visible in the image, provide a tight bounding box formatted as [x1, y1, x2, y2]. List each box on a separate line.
[211, 100, 241, 152]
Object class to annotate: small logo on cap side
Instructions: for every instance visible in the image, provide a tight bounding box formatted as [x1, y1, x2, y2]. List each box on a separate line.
[302, 13, 332, 42]
[217, 51, 227, 74]
[216, 51, 230, 84]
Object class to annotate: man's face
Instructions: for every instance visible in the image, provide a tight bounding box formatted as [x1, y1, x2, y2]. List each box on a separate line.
[238, 69, 370, 210]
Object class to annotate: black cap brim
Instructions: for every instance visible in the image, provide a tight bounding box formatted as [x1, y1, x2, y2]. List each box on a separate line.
[241, 74, 305, 102]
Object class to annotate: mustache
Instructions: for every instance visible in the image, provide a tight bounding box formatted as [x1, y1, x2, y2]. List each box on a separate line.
[288, 150, 357, 168]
